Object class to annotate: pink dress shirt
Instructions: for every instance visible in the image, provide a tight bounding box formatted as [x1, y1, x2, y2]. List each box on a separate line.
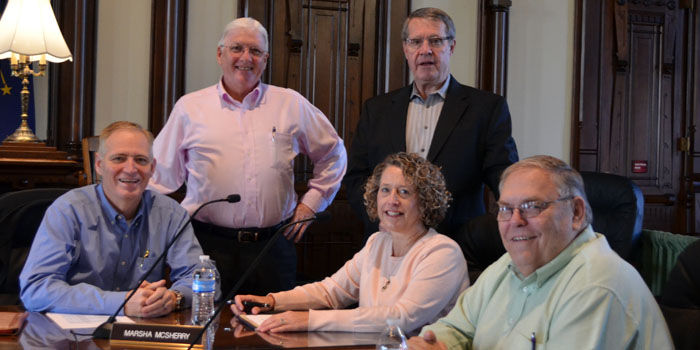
[149, 81, 347, 228]
[270, 229, 470, 333]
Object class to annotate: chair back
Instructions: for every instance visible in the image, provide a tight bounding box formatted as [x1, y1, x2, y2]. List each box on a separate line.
[456, 213, 504, 283]
[0, 188, 69, 304]
[659, 239, 700, 349]
[580, 171, 644, 261]
[82, 136, 100, 184]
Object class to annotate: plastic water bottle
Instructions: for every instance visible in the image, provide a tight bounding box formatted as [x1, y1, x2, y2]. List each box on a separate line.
[376, 319, 408, 350]
[192, 255, 217, 325]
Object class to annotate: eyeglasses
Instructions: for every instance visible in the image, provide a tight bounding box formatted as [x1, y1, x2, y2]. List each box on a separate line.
[223, 44, 267, 58]
[496, 196, 574, 221]
[404, 36, 453, 50]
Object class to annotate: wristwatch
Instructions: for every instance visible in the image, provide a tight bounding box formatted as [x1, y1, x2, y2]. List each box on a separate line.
[172, 290, 184, 310]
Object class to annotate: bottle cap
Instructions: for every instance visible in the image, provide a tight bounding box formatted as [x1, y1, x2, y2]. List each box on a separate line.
[199, 255, 210, 261]
[386, 318, 399, 327]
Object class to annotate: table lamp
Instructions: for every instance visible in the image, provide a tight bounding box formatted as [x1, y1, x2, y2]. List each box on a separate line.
[0, 0, 72, 142]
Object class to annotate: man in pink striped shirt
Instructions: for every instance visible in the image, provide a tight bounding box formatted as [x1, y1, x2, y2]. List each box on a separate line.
[149, 17, 347, 296]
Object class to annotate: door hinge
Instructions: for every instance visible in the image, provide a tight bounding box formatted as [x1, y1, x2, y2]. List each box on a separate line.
[679, 137, 691, 152]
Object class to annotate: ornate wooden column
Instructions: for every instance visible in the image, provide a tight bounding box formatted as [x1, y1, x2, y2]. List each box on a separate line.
[476, 0, 511, 97]
[148, 0, 187, 136]
[49, 0, 97, 159]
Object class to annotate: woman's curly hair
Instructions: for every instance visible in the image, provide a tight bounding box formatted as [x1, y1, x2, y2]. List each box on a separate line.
[363, 152, 452, 228]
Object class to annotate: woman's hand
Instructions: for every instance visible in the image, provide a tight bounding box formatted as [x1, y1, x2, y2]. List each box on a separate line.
[256, 311, 309, 332]
[231, 294, 275, 315]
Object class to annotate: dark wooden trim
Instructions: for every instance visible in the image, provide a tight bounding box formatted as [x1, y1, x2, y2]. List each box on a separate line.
[685, 0, 699, 232]
[476, 0, 511, 97]
[376, 0, 409, 94]
[48, 0, 97, 159]
[148, 0, 187, 136]
[570, 0, 584, 168]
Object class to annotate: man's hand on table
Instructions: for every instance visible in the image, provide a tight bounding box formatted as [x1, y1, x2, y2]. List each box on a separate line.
[123, 279, 176, 318]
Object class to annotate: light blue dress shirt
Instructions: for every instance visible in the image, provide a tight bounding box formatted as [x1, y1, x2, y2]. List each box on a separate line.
[19, 185, 205, 315]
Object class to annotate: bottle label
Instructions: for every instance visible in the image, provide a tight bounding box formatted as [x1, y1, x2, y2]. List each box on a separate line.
[193, 279, 215, 292]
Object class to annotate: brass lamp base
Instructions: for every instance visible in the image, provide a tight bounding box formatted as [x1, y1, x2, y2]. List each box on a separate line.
[4, 122, 40, 142]
[3, 56, 46, 143]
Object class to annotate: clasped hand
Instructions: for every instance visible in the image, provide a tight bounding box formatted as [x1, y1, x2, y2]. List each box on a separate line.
[123, 279, 176, 318]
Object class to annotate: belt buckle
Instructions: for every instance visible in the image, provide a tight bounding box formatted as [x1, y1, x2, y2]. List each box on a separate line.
[237, 230, 258, 242]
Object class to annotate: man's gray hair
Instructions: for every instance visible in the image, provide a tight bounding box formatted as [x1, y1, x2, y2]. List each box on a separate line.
[217, 17, 269, 52]
[98, 121, 154, 158]
[499, 155, 593, 227]
[401, 7, 456, 41]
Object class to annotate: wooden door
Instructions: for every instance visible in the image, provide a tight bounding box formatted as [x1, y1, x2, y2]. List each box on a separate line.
[238, 0, 409, 281]
[573, 0, 699, 233]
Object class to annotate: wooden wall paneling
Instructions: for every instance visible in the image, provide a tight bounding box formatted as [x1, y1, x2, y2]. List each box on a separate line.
[571, 0, 583, 169]
[574, 0, 694, 233]
[272, 0, 294, 88]
[238, 0, 274, 85]
[49, 0, 97, 158]
[476, 0, 511, 210]
[689, 1, 700, 232]
[376, 0, 408, 94]
[624, 5, 683, 233]
[293, 1, 349, 181]
[148, 0, 187, 136]
[573, 0, 602, 170]
[346, 0, 366, 150]
[476, 0, 511, 96]
[359, 0, 377, 128]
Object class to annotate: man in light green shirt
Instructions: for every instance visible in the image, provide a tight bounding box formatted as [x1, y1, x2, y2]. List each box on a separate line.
[408, 155, 672, 349]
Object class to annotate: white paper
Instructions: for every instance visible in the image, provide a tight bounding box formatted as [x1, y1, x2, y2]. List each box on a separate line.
[46, 312, 134, 330]
[238, 314, 271, 328]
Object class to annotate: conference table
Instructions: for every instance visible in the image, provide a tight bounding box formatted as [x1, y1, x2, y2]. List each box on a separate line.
[0, 305, 379, 350]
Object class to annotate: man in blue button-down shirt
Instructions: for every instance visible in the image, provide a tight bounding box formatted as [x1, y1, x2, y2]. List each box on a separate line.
[20, 121, 207, 318]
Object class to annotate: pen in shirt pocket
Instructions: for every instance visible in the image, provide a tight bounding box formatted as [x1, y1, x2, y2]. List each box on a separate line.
[271, 126, 276, 142]
[139, 249, 150, 268]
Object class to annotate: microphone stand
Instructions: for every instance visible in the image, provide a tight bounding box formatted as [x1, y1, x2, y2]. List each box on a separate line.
[187, 211, 331, 349]
[92, 194, 241, 339]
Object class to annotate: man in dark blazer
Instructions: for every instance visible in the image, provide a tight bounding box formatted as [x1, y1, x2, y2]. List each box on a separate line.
[344, 7, 518, 241]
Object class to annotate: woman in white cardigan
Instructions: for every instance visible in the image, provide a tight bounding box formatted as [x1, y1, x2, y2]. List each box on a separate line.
[231, 152, 469, 333]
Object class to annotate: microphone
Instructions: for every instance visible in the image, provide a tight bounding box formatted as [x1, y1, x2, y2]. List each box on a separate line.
[187, 211, 332, 349]
[92, 194, 241, 339]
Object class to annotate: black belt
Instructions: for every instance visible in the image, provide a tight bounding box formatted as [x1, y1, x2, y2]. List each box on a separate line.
[192, 219, 289, 243]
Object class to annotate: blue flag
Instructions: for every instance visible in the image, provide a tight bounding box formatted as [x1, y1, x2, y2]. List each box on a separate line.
[0, 0, 36, 141]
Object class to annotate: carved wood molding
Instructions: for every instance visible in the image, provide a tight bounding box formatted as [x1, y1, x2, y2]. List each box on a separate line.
[476, 0, 512, 97]
[148, 0, 187, 136]
[48, 0, 97, 159]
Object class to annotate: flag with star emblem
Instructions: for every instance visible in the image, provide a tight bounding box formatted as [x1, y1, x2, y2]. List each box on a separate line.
[0, 0, 36, 141]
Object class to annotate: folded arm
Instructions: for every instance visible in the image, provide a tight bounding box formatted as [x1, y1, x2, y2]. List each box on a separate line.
[19, 206, 128, 315]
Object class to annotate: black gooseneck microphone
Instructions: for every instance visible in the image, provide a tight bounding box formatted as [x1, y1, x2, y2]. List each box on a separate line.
[187, 211, 332, 349]
[92, 194, 241, 339]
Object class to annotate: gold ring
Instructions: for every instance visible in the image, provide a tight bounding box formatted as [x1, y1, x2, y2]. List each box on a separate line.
[280, 318, 286, 325]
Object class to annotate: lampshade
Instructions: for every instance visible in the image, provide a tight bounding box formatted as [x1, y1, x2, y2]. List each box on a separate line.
[0, 0, 72, 62]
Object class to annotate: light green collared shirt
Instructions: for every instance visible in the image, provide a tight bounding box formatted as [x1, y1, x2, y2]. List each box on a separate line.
[422, 226, 673, 349]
